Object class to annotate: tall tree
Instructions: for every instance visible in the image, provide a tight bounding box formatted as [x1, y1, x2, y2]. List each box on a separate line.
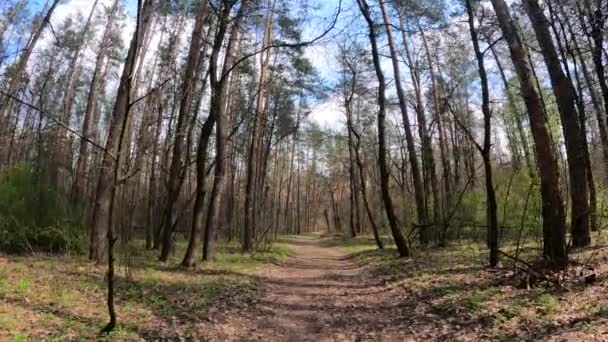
[522, 0, 590, 248]
[243, 0, 277, 252]
[0, 0, 60, 163]
[98, 0, 158, 332]
[89, 0, 157, 264]
[50, 0, 100, 191]
[159, 0, 209, 262]
[489, 0, 568, 270]
[464, 0, 498, 267]
[73, 0, 120, 202]
[202, 0, 251, 261]
[356, 0, 410, 258]
[379, 0, 428, 244]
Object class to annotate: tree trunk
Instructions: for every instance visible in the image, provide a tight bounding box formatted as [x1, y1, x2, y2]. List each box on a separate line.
[465, 0, 499, 267]
[490, 0, 567, 270]
[244, 0, 276, 251]
[202, 0, 250, 261]
[1, 0, 60, 165]
[159, 0, 209, 262]
[523, 0, 590, 248]
[488, 43, 535, 177]
[378, 1, 426, 245]
[73, 0, 120, 203]
[50, 0, 99, 191]
[579, 1, 608, 136]
[98, 0, 157, 333]
[89, 0, 156, 264]
[562, 8, 608, 184]
[357, 0, 409, 257]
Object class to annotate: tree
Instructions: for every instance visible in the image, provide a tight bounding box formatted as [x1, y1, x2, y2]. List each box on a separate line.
[202, 0, 251, 261]
[73, 0, 121, 203]
[463, 0, 498, 267]
[97, 0, 158, 333]
[0, 0, 60, 163]
[356, 0, 410, 258]
[522, 0, 590, 248]
[89, 0, 157, 264]
[159, 0, 209, 262]
[489, 0, 567, 270]
[379, 0, 428, 244]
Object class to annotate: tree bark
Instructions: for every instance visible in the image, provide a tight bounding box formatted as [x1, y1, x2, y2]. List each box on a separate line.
[89, 0, 156, 264]
[73, 0, 120, 203]
[465, 0, 499, 267]
[244, 0, 276, 251]
[202, 0, 250, 261]
[159, 0, 209, 261]
[0, 0, 60, 164]
[490, 0, 567, 270]
[523, 0, 590, 248]
[98, 0, 157, 333]
[357, 0, 409, 257]
[378, 0, 426, 245]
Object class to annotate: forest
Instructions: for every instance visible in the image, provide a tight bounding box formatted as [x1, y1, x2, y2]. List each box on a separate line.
[0, 0, 608, 340]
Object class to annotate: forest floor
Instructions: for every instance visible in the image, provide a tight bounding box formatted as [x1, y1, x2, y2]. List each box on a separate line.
[201, 234, 608, 341]
[2, 235, 608, 341]
[0, 241, 291, 341]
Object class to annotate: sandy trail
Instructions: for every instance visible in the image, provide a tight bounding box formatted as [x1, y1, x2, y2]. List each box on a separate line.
[206, 236, 422, 341]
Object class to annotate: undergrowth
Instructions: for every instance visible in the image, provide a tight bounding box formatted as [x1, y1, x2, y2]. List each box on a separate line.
[0, 165, 85, 255]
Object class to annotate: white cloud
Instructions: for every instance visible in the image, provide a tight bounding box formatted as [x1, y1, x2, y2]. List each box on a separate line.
[309, 95, 343, 130]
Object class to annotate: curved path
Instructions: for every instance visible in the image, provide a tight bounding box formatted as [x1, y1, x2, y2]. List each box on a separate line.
[205, 235, 422, 341]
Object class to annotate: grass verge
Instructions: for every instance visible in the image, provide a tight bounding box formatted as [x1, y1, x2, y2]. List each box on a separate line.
[0, 240, 291, 341]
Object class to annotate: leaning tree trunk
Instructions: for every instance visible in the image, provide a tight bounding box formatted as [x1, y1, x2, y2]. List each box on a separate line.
[0, 0, 60, 164]
[378, 1, 426, 245]
[74, 0, 120, 204]
[51, 0, 99, 191]
[357, 0, 409, 258]
[89, 0, 156, 264]
[97, 0, 157, 333]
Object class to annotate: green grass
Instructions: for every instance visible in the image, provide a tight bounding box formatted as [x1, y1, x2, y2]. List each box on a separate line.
[319, 235, 392, 254]
[0, 239, 291, 340]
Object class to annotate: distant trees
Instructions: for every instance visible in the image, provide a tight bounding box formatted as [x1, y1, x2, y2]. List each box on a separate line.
[0, 0, 59, 164]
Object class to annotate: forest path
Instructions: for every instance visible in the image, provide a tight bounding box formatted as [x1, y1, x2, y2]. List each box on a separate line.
[205, 235, 418, 341]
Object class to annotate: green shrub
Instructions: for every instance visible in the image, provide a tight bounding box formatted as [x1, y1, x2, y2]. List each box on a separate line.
[0, 165, 85, 254]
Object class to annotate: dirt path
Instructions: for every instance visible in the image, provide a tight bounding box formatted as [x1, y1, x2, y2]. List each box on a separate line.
[204, 236, 425, 341]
